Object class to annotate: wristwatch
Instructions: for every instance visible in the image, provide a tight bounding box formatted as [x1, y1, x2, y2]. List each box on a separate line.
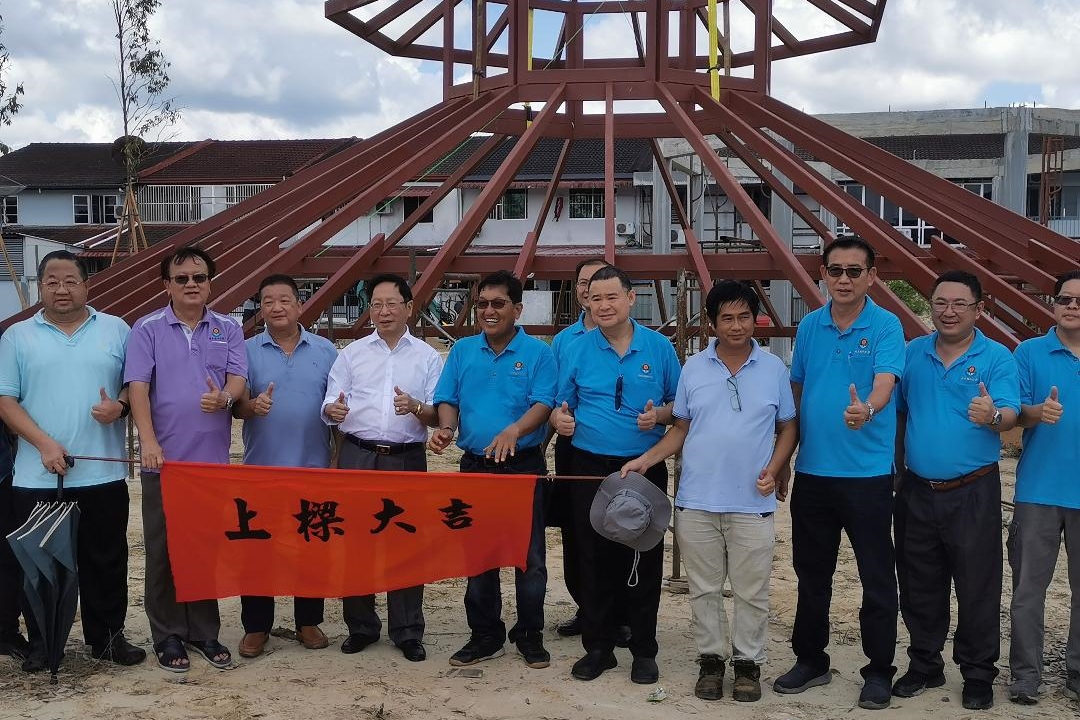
[990, 410, 1002, 427]
[222, 391, 234, 411]
[865, 400, 876, 423]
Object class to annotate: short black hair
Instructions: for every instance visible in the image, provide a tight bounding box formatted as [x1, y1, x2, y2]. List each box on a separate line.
[366, 274, 413, 303]
[161, 247, 216, 281]
[823, 235, 875, 268]
[574, 258, 609, 279]
[477, 270, 523, 304]
[1054, 270, 1080, 296]
[38, 250, 88, 281]
[932, 270, 981, 300]
[705, 280, 759, 325]
[588, 264, 632, 292]
[258, 274, 299, 300]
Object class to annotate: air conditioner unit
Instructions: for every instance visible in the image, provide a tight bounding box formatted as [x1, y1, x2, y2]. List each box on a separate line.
[670, 228, 685, 246]
[616, 220, 636, 236]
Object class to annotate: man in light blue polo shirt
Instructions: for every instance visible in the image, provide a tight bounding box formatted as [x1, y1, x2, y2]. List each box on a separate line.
[775, 236, 905, 710]
[893, 270, 1018, 710]
[231, 274, 339, 660]
[1008, 270, 1080, 705]
[126, 247, 246, 673]
[551, 265, 681, 685]
[621, 280, 796, 702]
[0, 250, 145, 671]
[429, 270, 557, 671]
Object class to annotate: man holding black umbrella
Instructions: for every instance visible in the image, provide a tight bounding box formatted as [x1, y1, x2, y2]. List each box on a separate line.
[0, 250, 145, 671]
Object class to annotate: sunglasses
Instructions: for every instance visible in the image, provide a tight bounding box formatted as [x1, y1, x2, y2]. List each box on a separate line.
[1053, 294, 1080, 308]
[825, 265, 868, 279]
[171, 273, 209, 285]
[615, 375, 623, 411]
[727, 376, 742, 412]
[475, 298, 511, 310]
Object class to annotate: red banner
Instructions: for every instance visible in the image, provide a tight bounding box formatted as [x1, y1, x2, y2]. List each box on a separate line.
[160, 462, 534, 602]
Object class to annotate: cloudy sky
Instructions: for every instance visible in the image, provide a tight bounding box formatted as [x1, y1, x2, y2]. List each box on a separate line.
[0, 0, 1075, 150]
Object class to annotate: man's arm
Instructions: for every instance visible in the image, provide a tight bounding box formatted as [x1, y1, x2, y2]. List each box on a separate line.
[621, 417, 688, 476]
[428, 403, 459, 454]
[128, 381, 163, 470]
[0, 396, 70, 475]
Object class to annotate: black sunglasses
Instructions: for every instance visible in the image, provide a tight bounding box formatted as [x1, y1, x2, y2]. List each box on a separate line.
[727, 376, 742, 412]
[171, 273, 209, 285]
[825, 265, 868, 279]
[615, 375, 624, 411]
[1053, 294, 1080, 307]
[475, 298, 510, 310]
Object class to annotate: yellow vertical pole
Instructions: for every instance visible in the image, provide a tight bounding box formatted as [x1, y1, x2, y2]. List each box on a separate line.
[708, 0, 720, 100]
[524, 6, 534, 127]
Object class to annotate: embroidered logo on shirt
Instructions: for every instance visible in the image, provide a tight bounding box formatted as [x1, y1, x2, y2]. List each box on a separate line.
[514, 361, 524, 371]
[967, 365, 976, 375]
[859, 338, 869, 348]
[210, 326, 227, 343]
[641, 363, 651, 374]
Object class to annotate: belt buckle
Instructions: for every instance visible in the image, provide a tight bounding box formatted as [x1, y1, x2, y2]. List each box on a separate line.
[375, 444, 392, 455]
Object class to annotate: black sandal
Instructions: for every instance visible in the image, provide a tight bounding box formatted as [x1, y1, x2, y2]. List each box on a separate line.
[185, 638, 232, 669]
[155, 635, 189, 673]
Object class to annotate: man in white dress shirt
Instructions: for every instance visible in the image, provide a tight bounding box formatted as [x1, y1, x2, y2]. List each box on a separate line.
[322, 274, 444, 662]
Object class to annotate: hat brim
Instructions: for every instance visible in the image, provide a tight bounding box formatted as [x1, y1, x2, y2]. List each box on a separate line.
[589, 471, 672, 551]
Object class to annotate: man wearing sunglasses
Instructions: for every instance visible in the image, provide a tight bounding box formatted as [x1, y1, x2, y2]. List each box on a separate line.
[429, 270, 557, 671]
[126, 247, 246, 673]
[775, 236, 905, 709]
[1008, 270, 1080, 705]
[893, 270, 1019, 710]
[551, 264, 681, 685]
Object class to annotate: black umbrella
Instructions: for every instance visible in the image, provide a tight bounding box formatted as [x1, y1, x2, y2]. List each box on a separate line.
[4, 456, 80, 683]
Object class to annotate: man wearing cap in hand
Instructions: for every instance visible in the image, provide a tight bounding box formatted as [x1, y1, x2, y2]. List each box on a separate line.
[551, 265, 681, 685]
[621, 280, 797, 702]
[233, 274, 339, 659]
[429, 270, 556, 670]
[322, 273, 443, 662]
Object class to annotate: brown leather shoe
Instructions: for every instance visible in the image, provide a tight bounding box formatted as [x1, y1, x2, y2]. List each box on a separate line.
[297, 625, 329, 650]
[238, 632, 269, 659]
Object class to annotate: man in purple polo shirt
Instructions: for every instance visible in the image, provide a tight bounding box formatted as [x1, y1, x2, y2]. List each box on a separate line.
[125, 247, 246, 673]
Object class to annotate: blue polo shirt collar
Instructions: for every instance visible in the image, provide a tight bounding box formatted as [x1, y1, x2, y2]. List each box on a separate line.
[819, 297, 876, 334]
[482, 325, 526, 355]
[33, 306, 99, 339]
[1048, 326, 1078, 356]
[257, 324, 316, 350]
[706, 338, 763, 375]
[923, 328, 990, 366]
[594, 319, 647, 354]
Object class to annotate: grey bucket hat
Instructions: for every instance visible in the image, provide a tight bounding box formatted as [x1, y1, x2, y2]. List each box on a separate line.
[589, 471, 671, 552]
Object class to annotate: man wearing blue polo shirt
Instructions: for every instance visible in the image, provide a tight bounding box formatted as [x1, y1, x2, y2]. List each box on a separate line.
[0, 250, 145, 671]
[429, 270, 556, 670]
[621, 280, 797, 702]
[774, 236, 905, 710]
[551, 264, 681, 685]
[893, 270, 1018, 710]
[232, 274, 339, 660]
[1008, 270, 1080, 705]
[549, 257, 608, 638]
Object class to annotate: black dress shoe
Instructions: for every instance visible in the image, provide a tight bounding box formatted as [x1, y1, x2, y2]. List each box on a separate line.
[556, 614, 582, 637]
[92, 634, 147, 666]
[340, 634, 379, 654]
[399, 639, 426, 662]
[571, 650, 617, 681]
[0, 631, 29, 660]
[631, 657, 659, 684]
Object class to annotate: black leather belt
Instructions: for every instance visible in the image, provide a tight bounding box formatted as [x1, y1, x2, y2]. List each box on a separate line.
[461, 444, 542, 467]
[344, 435, 424, 456]
[913, 463, 997, 492]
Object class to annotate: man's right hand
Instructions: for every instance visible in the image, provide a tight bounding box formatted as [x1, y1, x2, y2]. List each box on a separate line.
[324, 392, 349, 423]
[620, 454, 652, 478]
[428, 427, 454, 454]
[552, 402, 576, 437]
[253, 382, 275, 416]
[140, 440, 165, 471]
[37, 437, 71, 476]
[1042, 386, 1063, 425]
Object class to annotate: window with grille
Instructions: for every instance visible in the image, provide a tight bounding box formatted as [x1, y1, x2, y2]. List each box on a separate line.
[402, 195, 434, 223]
[73, 194, 119, 224]
[488, 189, 527, 220]
[2, 196, 15, 224]
[569, 189, 604, 219]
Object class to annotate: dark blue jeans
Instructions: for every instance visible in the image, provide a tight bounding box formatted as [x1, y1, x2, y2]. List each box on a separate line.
[790, 472, 897, 681]
[459, 450, 547, 643]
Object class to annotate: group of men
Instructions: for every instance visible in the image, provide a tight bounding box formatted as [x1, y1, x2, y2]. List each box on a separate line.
[0, 241, 1077, 713]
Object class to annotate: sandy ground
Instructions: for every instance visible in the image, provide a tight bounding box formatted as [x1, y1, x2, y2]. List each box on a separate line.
[1, 449, 1076, 720]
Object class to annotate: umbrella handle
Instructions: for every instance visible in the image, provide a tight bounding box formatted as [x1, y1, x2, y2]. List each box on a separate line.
[56, 455, 75, 502]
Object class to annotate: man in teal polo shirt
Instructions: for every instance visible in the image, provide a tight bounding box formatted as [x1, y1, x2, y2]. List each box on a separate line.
[774, 236, 905, 710]
[1008, 270, 1080, 705]
[893, 270, 1019, 710]
[429, 270, 557, 670]
[0, 250, 145, 671]
[551, 264, 681, 685]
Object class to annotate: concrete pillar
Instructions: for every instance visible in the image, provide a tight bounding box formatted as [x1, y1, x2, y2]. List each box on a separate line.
[1000, 106, 1032, 217]
[768, 139, 795, 364]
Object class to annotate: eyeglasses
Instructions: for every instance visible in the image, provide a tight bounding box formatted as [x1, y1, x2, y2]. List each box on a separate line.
[1053, 294, 1080, 308]
[41, 279, 85, 292]
[615, 375, 624, 411]
[369, 301, 404, 312]
[931, 299, 977, 314]
[475, 298, 511, 310]
[170, 274, 209, 285]
[825, 265, 868, 279]
[727, 376, 742, 412]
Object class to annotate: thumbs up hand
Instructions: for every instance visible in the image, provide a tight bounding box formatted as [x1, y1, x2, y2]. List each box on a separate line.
[393, 385, 418, 416]
[552, 401, 576, 437]
[843, 383, 869, 430]
[91, 386, 124, 425]
[200, 376, 229, 413]
[968, 381, 997, 425]
[1042, 385, 1063, 425]
[636, 399, 658, 431]
[253, 382, 275, 416]
[323, 391, 350, 424]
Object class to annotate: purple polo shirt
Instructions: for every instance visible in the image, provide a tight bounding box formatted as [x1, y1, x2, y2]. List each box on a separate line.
[125, 304, 246, 468]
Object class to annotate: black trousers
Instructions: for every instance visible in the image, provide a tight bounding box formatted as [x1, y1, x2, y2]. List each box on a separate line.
[895, 466, 1002, 684]
[552, 434, 582, 608]
[241, 597, 324, 634]
[790, 472, 897, 680]
[571, 447, 668, 659]
[13, 479, 131, 648]
[0, 473, 25, 637]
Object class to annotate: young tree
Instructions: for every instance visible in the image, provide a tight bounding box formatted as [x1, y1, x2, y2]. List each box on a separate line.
[0, 12, 25, 139]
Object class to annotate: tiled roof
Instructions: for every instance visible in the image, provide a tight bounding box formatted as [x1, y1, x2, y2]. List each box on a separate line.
[140, 138, 359, 184]
[428, 136, 653, 181]
[1029, 134, 1080, 154]
[12, 224, 186, 247]
[0, 142, 190, 188]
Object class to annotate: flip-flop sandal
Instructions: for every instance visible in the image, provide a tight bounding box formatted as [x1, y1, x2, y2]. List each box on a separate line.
[185, 639, 232, 669]
[154, 635, 189, 673]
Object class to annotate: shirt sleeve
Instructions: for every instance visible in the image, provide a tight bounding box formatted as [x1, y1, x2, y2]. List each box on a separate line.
[554, 340, 580, 410]
[660, 340, 680, 404]
[988, 346, 1021, 414]
[423, 348, 444, 404]
[895, 343, 915, 415]
[776, 359, 796, 422]
[0, 330, 21, 398]
[123, 321, 155, 384]
[225, 320, 247, 377]
[1015, 342, 1034, 406]
[432, 344, 461, 407]
[790, 320, 808, 384]
[874, 313, 905, 379]
[672, 370, 690, 421]
[527, 344, 558, 409]
[323, 350, 352, 426]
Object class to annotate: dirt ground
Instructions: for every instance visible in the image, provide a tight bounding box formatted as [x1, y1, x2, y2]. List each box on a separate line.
[1, 448, 1075, 720]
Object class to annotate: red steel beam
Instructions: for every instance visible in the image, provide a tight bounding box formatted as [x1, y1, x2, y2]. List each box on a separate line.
[513, 138, 572, 280]
[649, 140, 712, 287]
